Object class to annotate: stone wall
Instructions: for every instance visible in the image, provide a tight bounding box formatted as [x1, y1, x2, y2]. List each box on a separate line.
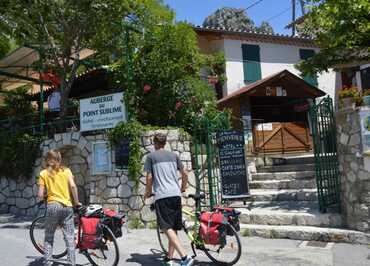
[336, 107, 370, 233]
[0, 129, 194, 224]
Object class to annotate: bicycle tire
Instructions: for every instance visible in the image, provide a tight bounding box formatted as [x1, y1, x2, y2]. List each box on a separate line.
[202, 222, 242, 266]
[156, 224, 169, 255]
[84, 224, 120, 266]
[29, 216, 68, 259]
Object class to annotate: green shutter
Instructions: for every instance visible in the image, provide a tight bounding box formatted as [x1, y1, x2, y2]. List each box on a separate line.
[299, 49, 318, 87]
[242, 44, 262, 83]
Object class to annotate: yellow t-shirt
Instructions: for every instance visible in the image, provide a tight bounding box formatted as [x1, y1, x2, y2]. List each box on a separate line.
[38, 167, 73, 207]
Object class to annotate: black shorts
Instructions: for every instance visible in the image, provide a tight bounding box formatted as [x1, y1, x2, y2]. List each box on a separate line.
[155, 196, 182, 231]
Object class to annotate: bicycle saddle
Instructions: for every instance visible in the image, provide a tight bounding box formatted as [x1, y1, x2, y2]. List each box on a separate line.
[188, 193, 205, 200]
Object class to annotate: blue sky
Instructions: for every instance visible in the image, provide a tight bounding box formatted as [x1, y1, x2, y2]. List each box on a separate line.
[162, 0, 304, 35]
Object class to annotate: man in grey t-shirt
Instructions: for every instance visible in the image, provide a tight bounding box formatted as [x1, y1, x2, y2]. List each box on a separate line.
[144, 133, 193, 266]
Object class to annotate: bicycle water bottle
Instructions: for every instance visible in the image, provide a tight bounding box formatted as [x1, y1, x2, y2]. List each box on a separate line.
[182, 218, 192, 231]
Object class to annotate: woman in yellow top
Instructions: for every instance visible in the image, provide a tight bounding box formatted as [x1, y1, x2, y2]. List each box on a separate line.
[38, 149, 81, 266]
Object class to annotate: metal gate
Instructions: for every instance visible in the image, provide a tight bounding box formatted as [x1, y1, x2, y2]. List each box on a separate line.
[192, 114, 230, 211]
[309, 96, 340, 213]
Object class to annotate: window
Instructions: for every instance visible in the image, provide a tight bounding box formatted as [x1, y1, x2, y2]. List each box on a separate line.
[299, 49, 318, 87]
[242, 44, 261, 83]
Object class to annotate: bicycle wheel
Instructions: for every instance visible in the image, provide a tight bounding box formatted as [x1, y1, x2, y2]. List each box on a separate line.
[84, 224, 120, 266]
[29, 216, 68, 259]
[202, 222, 242, 266]
[156, 224, 169, 255]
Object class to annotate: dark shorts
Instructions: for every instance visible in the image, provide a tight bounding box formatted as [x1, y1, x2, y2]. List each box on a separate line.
[155, 196, 182, 231]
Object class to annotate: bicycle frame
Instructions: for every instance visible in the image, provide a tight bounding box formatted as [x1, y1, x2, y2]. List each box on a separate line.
[182, 208, 204, 248]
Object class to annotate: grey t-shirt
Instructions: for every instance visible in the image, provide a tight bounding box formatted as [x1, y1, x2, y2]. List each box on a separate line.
[144, 149, 184, 201]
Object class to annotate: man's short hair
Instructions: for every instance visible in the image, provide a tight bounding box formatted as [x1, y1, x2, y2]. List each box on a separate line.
[153, 133, 167, 146]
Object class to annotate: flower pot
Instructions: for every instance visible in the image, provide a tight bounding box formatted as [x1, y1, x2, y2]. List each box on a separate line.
[341, 97, 355, 109]
[363, 95, 370, 106]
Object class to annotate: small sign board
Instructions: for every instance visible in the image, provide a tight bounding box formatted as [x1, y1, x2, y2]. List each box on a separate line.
[115, 138, 130, 170]
[92, 141, 111, 175]
[217, 131, 250, 199]
[80, 92, 127, 132]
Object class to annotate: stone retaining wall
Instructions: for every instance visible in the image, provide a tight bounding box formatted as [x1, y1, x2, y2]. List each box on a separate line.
[336, 108, 370, 233]
[0, 129, 195, 224]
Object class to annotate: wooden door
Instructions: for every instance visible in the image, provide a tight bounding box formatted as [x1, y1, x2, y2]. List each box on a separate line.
[253, 122, 312, 154]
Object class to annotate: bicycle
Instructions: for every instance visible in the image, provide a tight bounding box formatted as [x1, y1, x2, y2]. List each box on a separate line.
[29, 201, 121, 266]
[152, 193, 242, 266]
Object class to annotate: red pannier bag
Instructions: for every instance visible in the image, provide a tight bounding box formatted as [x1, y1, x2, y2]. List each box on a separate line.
[212, 206, 241, 235]
[101, 209, 125, 238]
[199, 212, 226, 245]
[80, 217, 102, 250]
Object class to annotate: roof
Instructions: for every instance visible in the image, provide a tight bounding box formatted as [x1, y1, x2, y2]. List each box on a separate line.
[194, 26, 317, 47]
[217, 70, 326, 106]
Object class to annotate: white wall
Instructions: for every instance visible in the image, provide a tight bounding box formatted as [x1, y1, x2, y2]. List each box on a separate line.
[222, 39, 336, 101]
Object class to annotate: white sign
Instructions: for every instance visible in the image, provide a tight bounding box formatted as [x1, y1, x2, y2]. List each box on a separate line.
[257, 123, 273, 131]
[92, 142, 111, 174]
[80, 92, 127, 132]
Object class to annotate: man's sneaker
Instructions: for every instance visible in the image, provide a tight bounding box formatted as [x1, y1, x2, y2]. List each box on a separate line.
[180, 255, 194, 266]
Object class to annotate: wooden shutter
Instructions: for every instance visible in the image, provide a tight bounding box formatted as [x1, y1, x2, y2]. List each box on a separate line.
[242, 44, 262, 83]
[299, 49, 318, 86]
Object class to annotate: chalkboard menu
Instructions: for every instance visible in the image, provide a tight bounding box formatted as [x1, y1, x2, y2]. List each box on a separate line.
[115, 138, 130, 170]
[217, 131, 249, 198]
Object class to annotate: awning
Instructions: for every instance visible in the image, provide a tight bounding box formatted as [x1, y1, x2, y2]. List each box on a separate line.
[0, 46, 95, 92]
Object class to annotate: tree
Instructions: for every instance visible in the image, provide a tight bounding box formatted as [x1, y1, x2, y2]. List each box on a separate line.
[112, 22, 223, 132]
[0, 0, 173, 118]
[257, 21, 274, 34]
[296, 0, 370, 75]
[203, 7, 256, 31]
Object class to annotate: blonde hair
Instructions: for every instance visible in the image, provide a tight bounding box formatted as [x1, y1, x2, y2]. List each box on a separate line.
[44, 149, 63, 175]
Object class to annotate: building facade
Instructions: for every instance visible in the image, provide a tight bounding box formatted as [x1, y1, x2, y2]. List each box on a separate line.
[195, 26, 336, 101]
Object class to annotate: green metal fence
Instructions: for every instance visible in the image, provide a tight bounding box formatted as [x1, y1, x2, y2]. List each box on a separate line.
[192, 113, 230, 211]
[309, 96, 340, 213]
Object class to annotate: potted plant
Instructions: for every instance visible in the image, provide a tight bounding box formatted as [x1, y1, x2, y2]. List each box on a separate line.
[338, 86, 358, 109]
[363, 89, 370, 106]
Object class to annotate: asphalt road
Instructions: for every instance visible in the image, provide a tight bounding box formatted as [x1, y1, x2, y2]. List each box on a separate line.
[0, 222, 369, 266]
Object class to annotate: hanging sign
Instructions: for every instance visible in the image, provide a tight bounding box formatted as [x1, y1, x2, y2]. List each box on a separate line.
[115, 138, 130, 170]
[80, 92, 127, 132]
[217, 131, 250, 199]
[360, 109, 370, 155]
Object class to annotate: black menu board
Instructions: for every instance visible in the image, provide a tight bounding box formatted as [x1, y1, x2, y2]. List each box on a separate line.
[115, 138, 130, 170]
[217, 131, 249, 198]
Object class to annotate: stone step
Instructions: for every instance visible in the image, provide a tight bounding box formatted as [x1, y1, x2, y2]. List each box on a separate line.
[256, 155, 314, 167]
[247, 189, 317, 202]
[257, 164, 315, 173]
[251, 171, 315, 181]
[250, 179, 316, 190]
[0, 214, 16, 223]
[240, 224, 370, 245]
[234, 201, 341, 228]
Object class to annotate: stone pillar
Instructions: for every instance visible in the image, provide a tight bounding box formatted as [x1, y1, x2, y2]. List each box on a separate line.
[336, 107, 370, 233]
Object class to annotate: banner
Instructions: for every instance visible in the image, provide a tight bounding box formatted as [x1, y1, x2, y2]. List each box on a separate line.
[360, 109, 370, 155]
[80, 92, 127, 132]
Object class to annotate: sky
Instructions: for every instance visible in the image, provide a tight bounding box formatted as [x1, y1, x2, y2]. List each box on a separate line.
[162, 0, 304, 35]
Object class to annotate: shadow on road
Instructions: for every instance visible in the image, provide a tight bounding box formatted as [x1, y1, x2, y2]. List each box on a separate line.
[125, 249, 216, 266]
[26, 256, 86, 266]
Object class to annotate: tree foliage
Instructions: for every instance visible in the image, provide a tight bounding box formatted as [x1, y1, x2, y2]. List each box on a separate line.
[297, 0, 370, 75]
[0, 0, 173, 117]
[111, 22, 225, 133]
[257, 21, 274, 34]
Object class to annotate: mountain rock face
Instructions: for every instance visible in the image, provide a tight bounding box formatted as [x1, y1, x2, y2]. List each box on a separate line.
[203, 7, 256, 31]
[203, 7, 274, 34]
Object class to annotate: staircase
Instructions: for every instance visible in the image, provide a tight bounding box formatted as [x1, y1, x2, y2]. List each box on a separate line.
[231, 154, 370, 244]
